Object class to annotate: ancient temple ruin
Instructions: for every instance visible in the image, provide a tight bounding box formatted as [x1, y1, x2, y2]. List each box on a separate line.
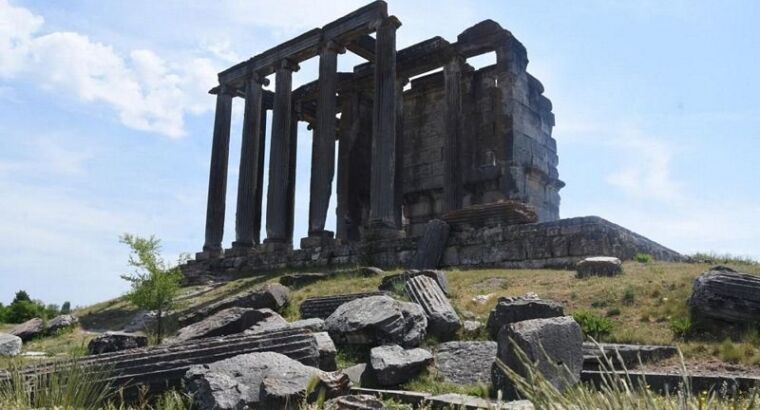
[185, 1, 679, 281]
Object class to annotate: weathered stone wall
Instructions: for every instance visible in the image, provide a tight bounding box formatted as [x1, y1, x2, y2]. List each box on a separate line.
[182, 216, 682, 284]
[395, 36, 562, 238]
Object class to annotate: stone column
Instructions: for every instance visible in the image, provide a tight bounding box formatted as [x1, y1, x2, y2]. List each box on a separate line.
[336, 91, 358, 242]
[200, 84, 234, 259]
[443, 55, 464, 212]
[253, 108, 268, 244]
[265, 59, 299, 250]
[394, 78, 407, 229]
[304, 41, 343, 248]
[286, 104, 301, 245]
[233, 73, 268, 251]
[368, 16, 402, 238]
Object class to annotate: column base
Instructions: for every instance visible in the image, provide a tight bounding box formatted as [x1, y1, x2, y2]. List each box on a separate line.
[226, 242, 255, 257]
[300, 230, 335, 249]
[196, 247, 224, 260]
[364, 222, 403, 242]
[262, 239, 292, 253]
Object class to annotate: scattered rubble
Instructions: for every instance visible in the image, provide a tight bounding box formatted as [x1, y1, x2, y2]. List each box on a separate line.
[88, 332, 148, 355]
[405, 275, 460, 340]
[369, 344, 433, 387]
[0, 333, 22, 357]
[325, 295, 427, 348]
[486, 295, 564, 339]
[576, 256, 623, 278]
[434, 341, 496, 384]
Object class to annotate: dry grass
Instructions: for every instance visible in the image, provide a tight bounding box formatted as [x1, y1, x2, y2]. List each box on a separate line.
[10, 261, 760, 369]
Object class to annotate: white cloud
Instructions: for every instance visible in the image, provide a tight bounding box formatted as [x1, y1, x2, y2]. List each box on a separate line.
[0, 0, 218, 138]
[604, 130, 683, 202]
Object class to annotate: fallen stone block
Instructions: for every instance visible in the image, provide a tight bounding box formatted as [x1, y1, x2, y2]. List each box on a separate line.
[576, 256, 623, 278]
[486, 295, 564, 339]
[341, 363, 372, 386]
[325, 295, 427, 348]
[427, 393, 534, 410]
[177, 283, 289, 326]
[88, 332, 148, 355]
[9, 318, 44, 342]
[185, 351, 349, 410]
[173, 307, 280, 342]
[243, 308, 289, 334]
[1, 328, 320, 401]
[463, 320, 483, 336]
[582, 342, 678, 370]
[408, 219, 450, 270]
[314, 331, 338, 371]
[349, 387, 431, 407]
[325, 394, 386, 409]
[493, 316, 583, 399]
[300, 292, 387, 320]
[369, 344, 433, 387]
[379, 270, 449, 295]
[0, 333, 22, 357]
[688, 265, 760, 326]
[434, 341, 496, 384]
[405, 275, 460, 340]
[45, 314, 79, 333]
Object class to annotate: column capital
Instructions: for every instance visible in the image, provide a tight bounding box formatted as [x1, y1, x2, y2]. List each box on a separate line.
[322, 39, 346, 54]
[217, 83, 237, 96]
[372, 15, 402, 31]
[248, 72, 270, 87]
[278, 58, 300, 72]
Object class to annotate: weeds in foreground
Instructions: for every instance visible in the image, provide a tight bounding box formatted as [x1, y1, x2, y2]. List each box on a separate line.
[0, 359, 191, 409]
[497, 340, 760, 409]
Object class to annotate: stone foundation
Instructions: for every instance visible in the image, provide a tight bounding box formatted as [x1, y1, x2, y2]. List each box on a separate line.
[181, 216, 682, 284]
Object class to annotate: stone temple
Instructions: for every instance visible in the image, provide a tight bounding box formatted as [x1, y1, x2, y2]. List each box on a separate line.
[183, 1, 680, 281]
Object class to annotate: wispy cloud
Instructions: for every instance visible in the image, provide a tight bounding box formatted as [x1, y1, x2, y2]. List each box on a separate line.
[0, 0, 219, 138]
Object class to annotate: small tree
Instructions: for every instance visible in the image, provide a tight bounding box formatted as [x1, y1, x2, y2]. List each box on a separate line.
[120, 234, 184, 343]
[12, 290, 31, 304]
[60, 301, 71, 315]
[0, 303, 7, 323]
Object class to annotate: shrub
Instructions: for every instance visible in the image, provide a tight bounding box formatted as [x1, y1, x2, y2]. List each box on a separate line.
[0, 303, 7, 323]
[720, 340, 743, 364]
[634, 253, 653, 263]
[6, 299, 45, 323]
[60, 301, 71, 315]
[573, 311, 614, 340]
[606, 307, 621, 317]
[621, 287, 636, 306]
[120, 233, 186, 344]
[670, 316, 691, 338]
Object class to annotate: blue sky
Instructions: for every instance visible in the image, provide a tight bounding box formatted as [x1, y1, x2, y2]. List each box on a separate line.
[0, 0, 758, 307]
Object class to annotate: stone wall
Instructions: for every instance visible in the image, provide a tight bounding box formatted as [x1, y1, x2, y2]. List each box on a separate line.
[181, 216, 682, 284]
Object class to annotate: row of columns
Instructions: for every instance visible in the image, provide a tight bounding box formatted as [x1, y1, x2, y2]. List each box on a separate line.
[200, 17, 403, 258]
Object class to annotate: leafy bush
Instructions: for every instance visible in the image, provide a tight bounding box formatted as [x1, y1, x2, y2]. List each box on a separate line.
[6, 299, 45, 323]
[573, 311, 614, 340]
[0, 303, 7, 323]
[634, 253, 653, 263]
[622, 287, 636, 306]
[670, 316, 691, 338]
[61, 301, 71, 314]
[120, 233, 186, 343]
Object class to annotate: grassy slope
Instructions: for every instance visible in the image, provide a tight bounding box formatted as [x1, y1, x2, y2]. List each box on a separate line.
[5, 261, 760, 369]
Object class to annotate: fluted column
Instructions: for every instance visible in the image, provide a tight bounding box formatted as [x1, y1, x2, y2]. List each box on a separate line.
[368, 16, 402, 237]
[286, 104, 301, 245]
[200, 84, 234, 258]
[253, 107, 268, 244]
[265, 59, 299, 249]
[233, 73, 268, 250]
[336, 91, 359, 242]
[305, 41, 343, 246]
[443, 55, 464, 212]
